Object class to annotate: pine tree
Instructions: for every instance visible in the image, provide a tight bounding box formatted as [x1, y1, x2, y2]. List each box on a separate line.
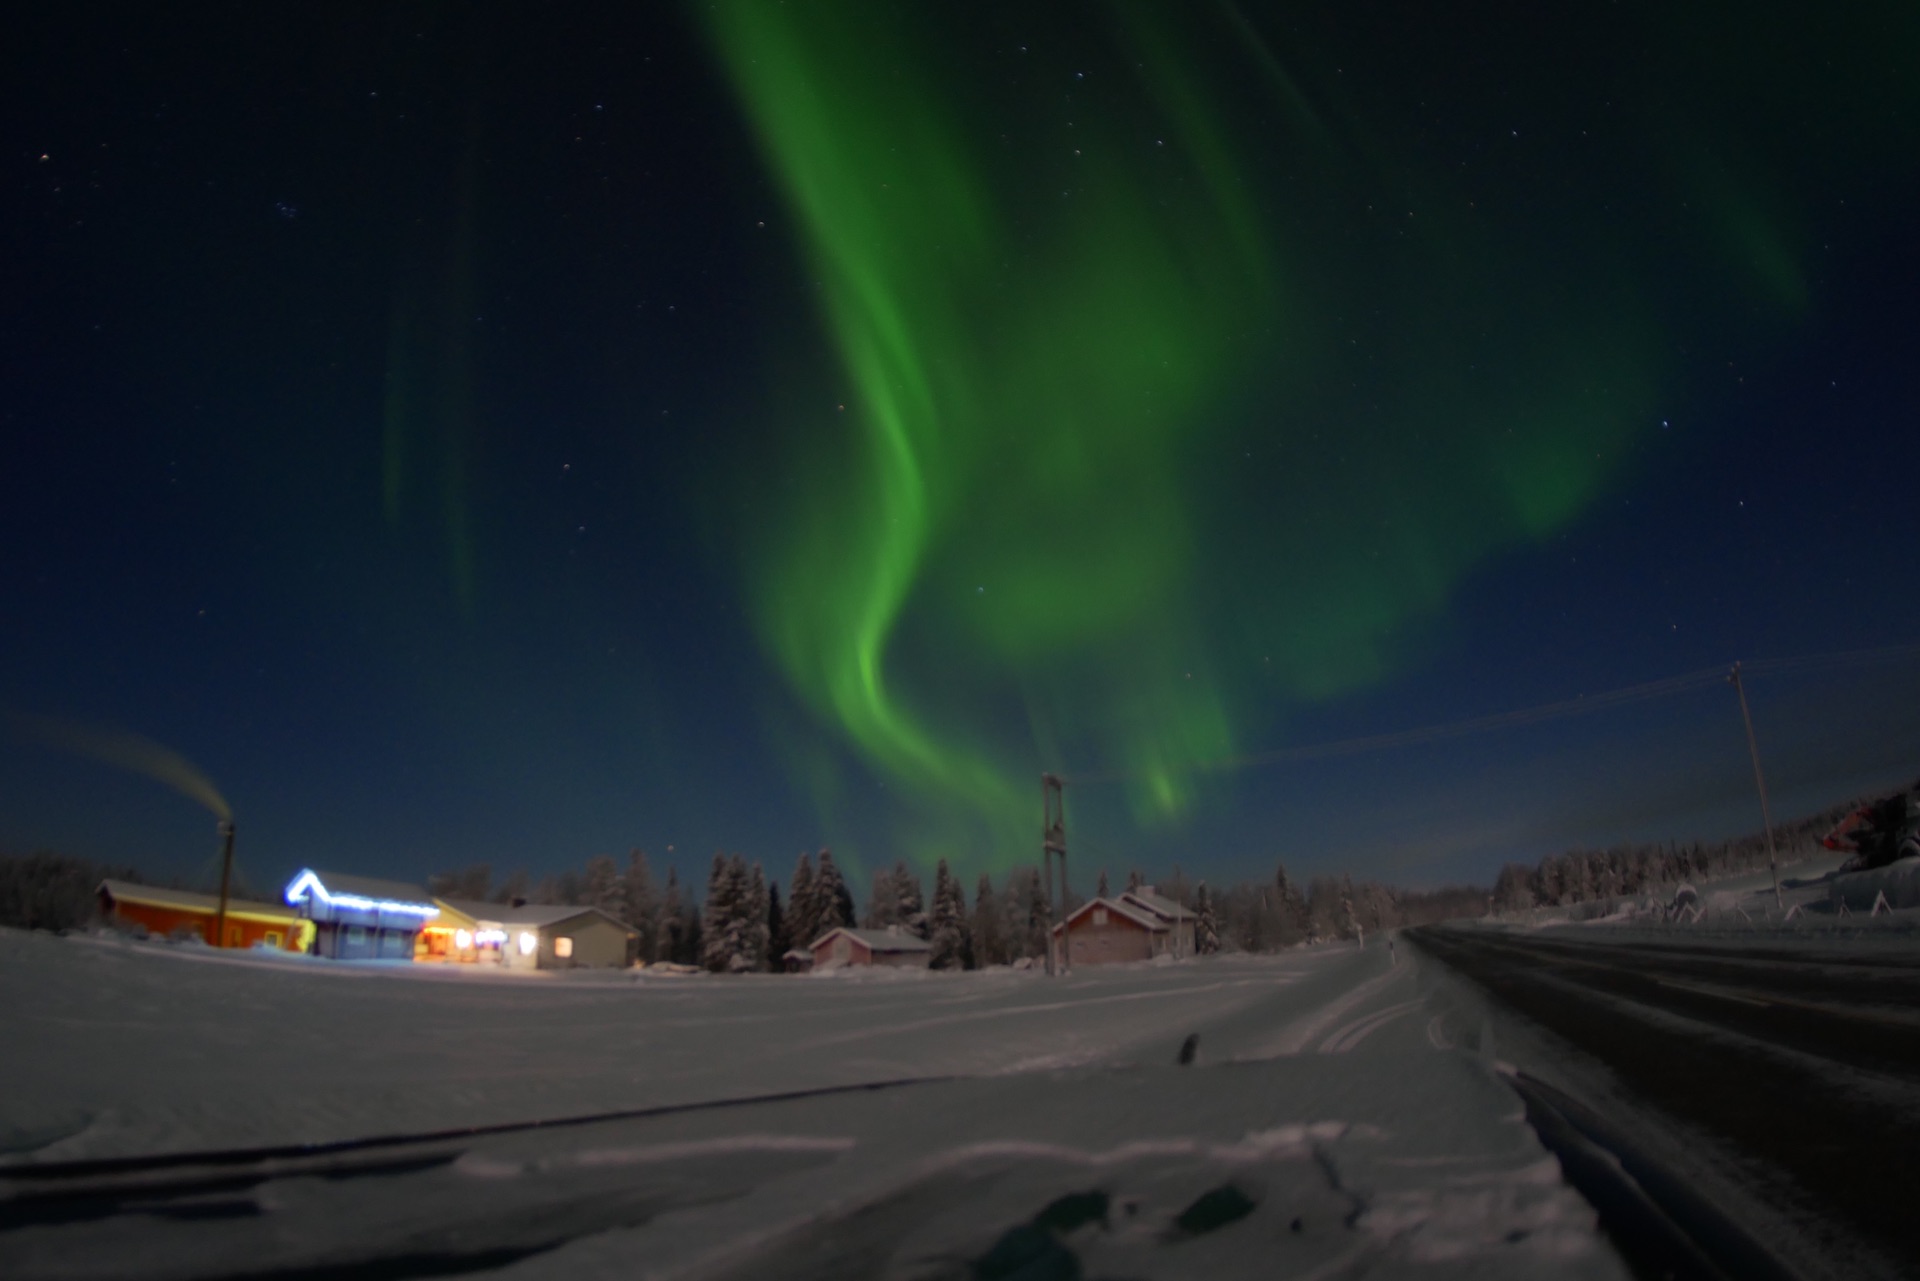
[767, 881, 789, 963]
[1194, 882, 1220, 954]
[863, 864, 896, 930]
[624, 849, 658, 961]
[493, 868, 529, 906]
[787, 852, 817, 953]
[659, 868, 685, 963]
[1001, 868, 1048, 961]
[701, 853, 738, 972]
[814, 850, 854, 931]
[1025, 867, 1052, 960]
[893, 860, 927, 938]
[742, 861, 770, 971]
[927, 859, 967, 969]
[584, 855, 623, 919]
[971, 872, 1006, 966]
[1096, 869, 1110, 899]
[1126, 868, 1144, 893]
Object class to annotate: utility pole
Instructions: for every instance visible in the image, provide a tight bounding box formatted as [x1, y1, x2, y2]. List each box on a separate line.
[1042, 773, 1067, 976]
[213, 820, 236, 947]
[1729, 663, 1783, 911]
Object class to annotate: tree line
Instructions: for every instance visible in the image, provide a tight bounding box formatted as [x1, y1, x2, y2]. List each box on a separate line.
[429, 847, 1489, 971]
[1486, 798, 1858, 916]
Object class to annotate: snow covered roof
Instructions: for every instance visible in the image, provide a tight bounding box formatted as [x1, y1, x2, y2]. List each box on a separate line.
[1122, 888, 1195, 922]
[1052, 895, 1163, 934]
[286, 869, 436, 909]
[98, 879, 298, 922]
[811, 926, 931, 953]
[437, 898, 631, 930]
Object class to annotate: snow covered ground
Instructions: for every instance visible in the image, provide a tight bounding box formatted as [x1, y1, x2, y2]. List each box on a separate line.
[1496, 851, 1920, 944]
[0, 927, 1628, 1279]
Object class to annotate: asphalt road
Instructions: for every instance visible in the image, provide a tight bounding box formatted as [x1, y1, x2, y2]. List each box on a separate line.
[1409, 926, 1920, 1280]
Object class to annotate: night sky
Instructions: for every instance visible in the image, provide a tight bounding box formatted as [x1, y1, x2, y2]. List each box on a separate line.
[5, 2, 1919, 900]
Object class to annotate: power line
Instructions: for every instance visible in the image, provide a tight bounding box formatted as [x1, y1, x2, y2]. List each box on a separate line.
[1068, 642, 1920, 786]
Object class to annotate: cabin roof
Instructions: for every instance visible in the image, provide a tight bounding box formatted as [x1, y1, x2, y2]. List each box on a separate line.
[1053, 895, 1163, 934]
[98, 879, 298, 922]
[811, 926, 932, 953]
[1122, 887, 1196, 922]
[286, 868, 437, 909]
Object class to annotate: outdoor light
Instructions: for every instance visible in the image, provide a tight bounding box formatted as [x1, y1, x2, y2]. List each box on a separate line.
[517, 931, 536, 955]
[475, 928, 507, 946]
[453, 929, 472, 950]
[283, 870, 440, 919]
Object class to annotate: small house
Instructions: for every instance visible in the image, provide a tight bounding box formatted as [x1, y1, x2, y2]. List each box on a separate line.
[97, 879, 311, 951]
[1051, 887, 1197, 966]
[284, 869, 439, 961]
[810, 926, 931, 970]
[435, 898, 636, 969]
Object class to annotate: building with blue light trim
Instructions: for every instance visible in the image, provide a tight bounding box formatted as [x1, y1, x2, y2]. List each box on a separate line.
[284, 869, 439, 961]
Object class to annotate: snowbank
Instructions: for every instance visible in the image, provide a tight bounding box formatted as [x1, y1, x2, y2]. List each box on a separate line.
[1829, 855, 1920, 912]
[0, 927, 1628, 1279]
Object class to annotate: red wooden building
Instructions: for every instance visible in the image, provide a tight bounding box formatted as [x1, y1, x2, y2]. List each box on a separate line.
[810, 926, 932, 970]
[97, 879, 311, 951]
[1051, 888, 1197, 966]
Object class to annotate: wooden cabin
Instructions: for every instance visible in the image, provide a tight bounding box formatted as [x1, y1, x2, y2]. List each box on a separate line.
[96, 879, 310, 951]
[1051, 888, 1197, 966]
[809, 926, 931, 970]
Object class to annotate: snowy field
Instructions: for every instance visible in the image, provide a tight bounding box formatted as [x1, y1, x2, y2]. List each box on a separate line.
[0, 928, 1627, 1279]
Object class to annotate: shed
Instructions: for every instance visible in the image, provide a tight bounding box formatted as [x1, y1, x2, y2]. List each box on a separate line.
[1119, 887, 1197, 956]
[810, 926, 931, 970]
[438, 899, 635, 969]
[1049, 895, 1169, 966]
[284, 869, 439, 961]
[97, 880, 310, 951]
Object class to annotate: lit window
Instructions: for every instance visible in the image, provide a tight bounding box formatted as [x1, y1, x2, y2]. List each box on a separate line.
[454, 929, 473, 951]
[518, 931, 537, 956]
[555, 936, 573, 959]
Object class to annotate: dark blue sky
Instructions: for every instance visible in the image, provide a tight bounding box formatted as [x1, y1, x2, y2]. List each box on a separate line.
[4, 2, 1917, 901]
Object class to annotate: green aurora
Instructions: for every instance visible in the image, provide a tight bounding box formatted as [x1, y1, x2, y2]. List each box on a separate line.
[698, 2, 1875, 869]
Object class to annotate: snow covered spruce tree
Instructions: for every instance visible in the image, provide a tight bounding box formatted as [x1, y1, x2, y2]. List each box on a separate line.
[971, 873, 1007, 966]
[926, 859, 969, 969]
[893, 860, 927, 938]
[1024, 868, 1052, 960]
[813, 849, 854, 933]
[584, 856, 626, 926]
[743, 861, 770, 971]
[701, 853, 744, 972]
[767, 881, 789, 962]
[1095, 869, 1110, 898]
[786, 851, 817, 953]
[862, 865, 896, 930]
[624, 850, 657, 962]
[658, 868, 686, 963]
[1194, 882, 1220, 954]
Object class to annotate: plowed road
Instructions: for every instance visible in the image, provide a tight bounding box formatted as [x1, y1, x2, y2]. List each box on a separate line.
[1410, 926, 1920, 1279]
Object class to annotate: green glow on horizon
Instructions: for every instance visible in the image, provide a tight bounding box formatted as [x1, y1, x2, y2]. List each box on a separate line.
[703, 3, 1659, 866]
